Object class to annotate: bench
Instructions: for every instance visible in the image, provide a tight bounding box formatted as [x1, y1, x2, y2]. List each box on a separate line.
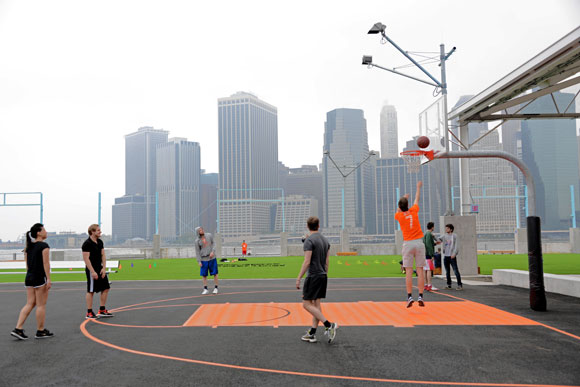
[336, 252, 358, 256]
[488, 250, 515, 255]
[0, 260, 119, 275]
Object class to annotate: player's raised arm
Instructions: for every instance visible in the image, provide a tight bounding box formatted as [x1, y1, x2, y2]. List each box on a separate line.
[414, 181, 423, 207]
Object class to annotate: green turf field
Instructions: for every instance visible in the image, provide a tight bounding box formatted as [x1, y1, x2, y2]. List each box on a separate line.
[1, 254, 579, 283]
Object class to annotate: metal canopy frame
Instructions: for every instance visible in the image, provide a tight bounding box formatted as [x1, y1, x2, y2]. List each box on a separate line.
[439, 27, 580, 312]
[449, 26, 580, 149]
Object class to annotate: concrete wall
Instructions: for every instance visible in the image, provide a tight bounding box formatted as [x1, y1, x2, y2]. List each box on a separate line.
[50, 250, 65, 261]
[570, 228, 580, 253]
[394, 230, 403, 255]
[515, 228, 527, 254]
[493, 269, 580, 298]
[440, 215, 478, 276]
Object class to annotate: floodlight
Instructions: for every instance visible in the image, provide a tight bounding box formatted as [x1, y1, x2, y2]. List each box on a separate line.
[368, 22, 386, 35]
[362, 55, 373, 65]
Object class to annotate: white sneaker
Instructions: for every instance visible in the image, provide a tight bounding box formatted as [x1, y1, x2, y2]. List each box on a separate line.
[212, 287, 219, 294]
[201, 289, 209, 295]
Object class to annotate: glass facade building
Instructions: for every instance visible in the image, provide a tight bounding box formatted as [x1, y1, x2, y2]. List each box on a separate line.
[322, 108, 375, 233]
[218, 92, 279, 237]
[156, 138, 201, 241]
[521, 91, 579, 230]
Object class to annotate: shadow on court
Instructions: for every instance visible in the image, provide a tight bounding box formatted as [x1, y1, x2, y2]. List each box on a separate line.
[1, 277, 579, 387]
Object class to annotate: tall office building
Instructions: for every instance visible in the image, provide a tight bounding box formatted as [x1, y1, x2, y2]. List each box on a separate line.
[521, 91, 579, 230]
[468, 128, 518, 233]
[112, 195, 147, 243]
[112, 126, 169, 242]
[218, 92, 279, 237]
[156, 138, 201, 241]
[375, 156, 445, 235]
[501, 108, 526, 227]
[279, 164, 323, 219]
[380, 104, 398, 159]
[322, 108, 375, 233]
[274, 195, 318, 233]
[201, 172, 218, 234]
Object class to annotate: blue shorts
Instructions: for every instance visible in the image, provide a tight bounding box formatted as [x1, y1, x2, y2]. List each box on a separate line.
[200, 258, 218, 277]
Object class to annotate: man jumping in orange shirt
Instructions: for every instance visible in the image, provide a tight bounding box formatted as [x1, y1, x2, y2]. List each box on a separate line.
[394, 180, 426, 308]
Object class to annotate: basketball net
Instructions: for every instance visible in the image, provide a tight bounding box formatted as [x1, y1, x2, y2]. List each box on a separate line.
[400, 150, 435, 173]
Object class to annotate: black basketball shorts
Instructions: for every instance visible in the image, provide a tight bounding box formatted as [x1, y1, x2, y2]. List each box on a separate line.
[302, 274, 328, 301]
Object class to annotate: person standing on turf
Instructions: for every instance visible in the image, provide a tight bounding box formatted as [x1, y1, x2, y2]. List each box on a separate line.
[241, 240, 247, 258]
[296, 216, 337, 344]
[195, 227, 219, 295]
[82, 224, 113, 319]
[11, 223, 54, 340]
[422, 222, 439, 291]
[395, 180, 426, 308]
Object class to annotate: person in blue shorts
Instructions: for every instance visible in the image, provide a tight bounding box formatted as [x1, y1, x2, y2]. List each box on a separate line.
[195, 227, 219, 295]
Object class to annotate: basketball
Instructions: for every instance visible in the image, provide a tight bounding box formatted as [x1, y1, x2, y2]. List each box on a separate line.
[417, 136, 430, 148]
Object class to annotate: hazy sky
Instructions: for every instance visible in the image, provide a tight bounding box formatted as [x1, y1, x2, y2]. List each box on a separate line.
[1, 0, 579, 241]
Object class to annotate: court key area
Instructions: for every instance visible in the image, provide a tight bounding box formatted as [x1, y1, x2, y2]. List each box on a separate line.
[2, 277, 580, 387]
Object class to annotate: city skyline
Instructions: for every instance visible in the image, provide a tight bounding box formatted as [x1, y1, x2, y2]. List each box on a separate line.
[1, 0, 579, 240]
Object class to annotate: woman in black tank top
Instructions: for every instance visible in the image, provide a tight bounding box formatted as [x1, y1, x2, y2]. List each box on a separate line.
[10, 223, 54, 340]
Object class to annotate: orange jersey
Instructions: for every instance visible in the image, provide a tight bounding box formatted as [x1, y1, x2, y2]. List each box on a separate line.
[394, 204, 423, 241]
[241, 243, 247, 252]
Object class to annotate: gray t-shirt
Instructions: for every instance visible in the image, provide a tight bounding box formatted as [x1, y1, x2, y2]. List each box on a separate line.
[303, 232, 330, 277]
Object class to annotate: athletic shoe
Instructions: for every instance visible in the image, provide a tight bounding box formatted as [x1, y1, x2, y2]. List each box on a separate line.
[406, 297, 414, 308]
[418, 296, 425, 307]
[301, 332, 317, 343]
[201, 289, 209, 295]
[445, 285, 452, 289]
[424, 285, 429, 291]
[456, 286, 463, 291]
[324, 323, 338, 343]
[430, 285, 439, 291]
[97, 309, 114, 318]
[86, 311, 98, 319]
[212, 288, 219, 294]
[10, 328, 28, 340]
[35, 329, 54, 339]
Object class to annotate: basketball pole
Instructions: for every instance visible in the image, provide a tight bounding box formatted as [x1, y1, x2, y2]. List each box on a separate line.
[363, 24, 455, 215]
[433, 150, 547, 311]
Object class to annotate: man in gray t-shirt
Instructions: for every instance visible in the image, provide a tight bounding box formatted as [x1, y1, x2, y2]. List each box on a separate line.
[296, 216, 337, 344]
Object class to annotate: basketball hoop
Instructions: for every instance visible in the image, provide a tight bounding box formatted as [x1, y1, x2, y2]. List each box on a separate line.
[400, 150, 435, 173]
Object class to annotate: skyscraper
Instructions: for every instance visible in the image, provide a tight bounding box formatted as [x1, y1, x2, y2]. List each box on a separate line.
[218, 92, 279, 237]
[521, 91, 579, 230]
[113, 126, 168, 242]
[380, 104, 398, 159]
[322, 108, 375, 233]
[375, 157, 445, 235]
[468, 128, 518, 233]
[279, 164, 323, 219]
[201, 172, 218, 234]
[156, 138, 201, 241]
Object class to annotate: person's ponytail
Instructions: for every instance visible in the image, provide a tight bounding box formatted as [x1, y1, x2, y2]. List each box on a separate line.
[25, 223, 44, 250]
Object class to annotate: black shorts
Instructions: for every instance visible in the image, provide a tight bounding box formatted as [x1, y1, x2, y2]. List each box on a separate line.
[86, 269, 110, 293]
[25, 273, 46, 288]
[302, 274, 328, 301]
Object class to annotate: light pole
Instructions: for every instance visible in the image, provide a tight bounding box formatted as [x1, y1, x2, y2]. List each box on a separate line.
[323, 150, 377, 230]
[363, 22, 455, 215]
